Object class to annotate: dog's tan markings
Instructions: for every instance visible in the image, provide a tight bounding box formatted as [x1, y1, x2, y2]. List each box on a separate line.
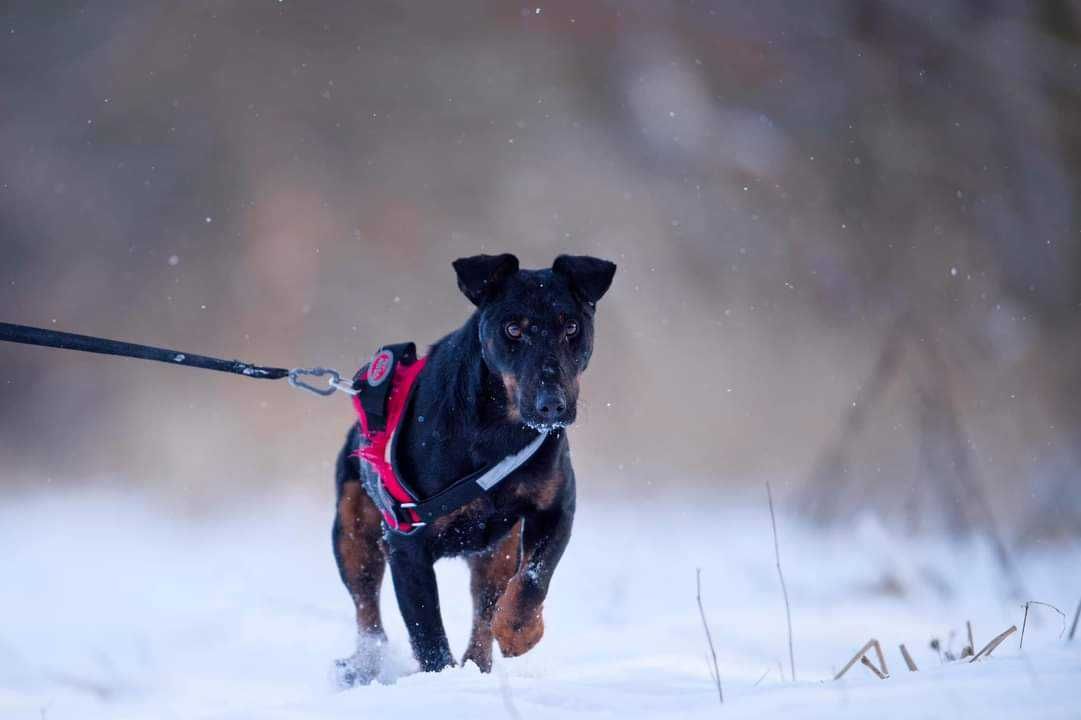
[501, 372, 521, 421]
[428, 496, 487, 535]
[462, 521, 522, 671]
[515, 466, 565, 510]
[336, 481, 388, 634]
[492, 575, 544, 657]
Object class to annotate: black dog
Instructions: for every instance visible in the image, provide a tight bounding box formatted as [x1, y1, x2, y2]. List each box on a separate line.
[331, 253, 616, 684]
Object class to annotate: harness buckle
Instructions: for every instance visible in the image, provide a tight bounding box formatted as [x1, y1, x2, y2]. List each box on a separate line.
[390, 502, 426, 531]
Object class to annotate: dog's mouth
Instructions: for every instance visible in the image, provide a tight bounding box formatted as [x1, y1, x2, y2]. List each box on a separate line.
[520, 404, 576, 431]
[522, 419, 571, 432]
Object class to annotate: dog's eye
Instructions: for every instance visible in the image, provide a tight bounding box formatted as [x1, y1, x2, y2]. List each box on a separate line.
[505, 321, 523, 340]
[565, 320, 579, 338]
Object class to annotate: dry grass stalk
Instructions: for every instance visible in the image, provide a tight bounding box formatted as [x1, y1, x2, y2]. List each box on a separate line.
[766, 483, 796, 682]
[860, 655, 887, 679]
[969, 625, 1017, 663]
[930, 637, 943, 663]
[899, 644, 918, 672]
[1070, 597, 1080, 642]
[495, 664, 521, 720]
[871, 637, 889, 676]
[965, 621, 975, 656]
[1019, 600, 1067, 648]
[834, 639, 887, 680]
[695, 568, 724, 704]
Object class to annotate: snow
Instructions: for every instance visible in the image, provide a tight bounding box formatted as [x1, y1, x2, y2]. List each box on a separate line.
[1, 488, 1078, 720]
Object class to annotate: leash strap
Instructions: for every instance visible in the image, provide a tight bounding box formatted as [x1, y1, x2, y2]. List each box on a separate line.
[0, 321, 291, 380]
[2, 320, 551, 530]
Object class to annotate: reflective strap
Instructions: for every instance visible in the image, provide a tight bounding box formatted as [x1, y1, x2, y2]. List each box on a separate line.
[475, 430, 549, 490]
[407, 430, 550, 526]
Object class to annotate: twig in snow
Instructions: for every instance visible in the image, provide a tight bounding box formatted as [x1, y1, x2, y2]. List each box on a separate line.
[766, 482, 796, 683]
[1019, 600, 1067, 648]
[704, 651, 720, 687]
[860, 655, 887, 679]
[44, 671, 119, 702]
[872, 638, 888, 676]
[835, 640, 875, 680]
[964, 621, 975, 658]
[1069, 597, 1080, 642]
[969, 625, 1017, 662]
[695, 568, 724, 704]
[945, 629, 958, 661]
[834, 639, 887, 680]
[753, 667, 770, 687]
[899, 644, 918, 672]
[495, 663, 521, 720]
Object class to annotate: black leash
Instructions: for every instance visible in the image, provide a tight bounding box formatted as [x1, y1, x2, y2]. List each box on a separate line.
[0, 321, 357, 395]
[2, 320, 549, 531]
[0, 321, 289, 379]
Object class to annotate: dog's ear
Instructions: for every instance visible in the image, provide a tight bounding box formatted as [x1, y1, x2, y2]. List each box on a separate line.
[552, 255, 617, 305]
[453, 253, 520, 306]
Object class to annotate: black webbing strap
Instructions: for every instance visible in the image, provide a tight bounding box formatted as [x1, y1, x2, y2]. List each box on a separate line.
[0, 321, 290, 380]
[409, 467, 493, 524]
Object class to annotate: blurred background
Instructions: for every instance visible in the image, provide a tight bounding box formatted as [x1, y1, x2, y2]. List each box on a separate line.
[2, 0, 1079, 542]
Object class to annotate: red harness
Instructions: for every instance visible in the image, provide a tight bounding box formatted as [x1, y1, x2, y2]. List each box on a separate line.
[351, 343, 550, 536]
[351, 344, 427, 533]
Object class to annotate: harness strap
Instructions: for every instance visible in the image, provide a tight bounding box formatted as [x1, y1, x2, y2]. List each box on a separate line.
[408, 430, 549, 524]
[0, 321, 289, 380]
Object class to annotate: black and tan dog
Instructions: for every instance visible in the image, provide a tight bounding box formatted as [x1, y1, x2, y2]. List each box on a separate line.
[332, 253, 616, 685]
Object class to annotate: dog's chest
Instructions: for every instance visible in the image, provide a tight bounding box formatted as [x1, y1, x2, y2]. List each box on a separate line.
[425, 467, 564, 558]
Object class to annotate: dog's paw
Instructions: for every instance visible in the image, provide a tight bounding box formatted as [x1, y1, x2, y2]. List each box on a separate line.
[461, 647, 494, 673]
[492, 603, 544, 658]
[333, 634, 386, 689]
[334, 654, 378, 688]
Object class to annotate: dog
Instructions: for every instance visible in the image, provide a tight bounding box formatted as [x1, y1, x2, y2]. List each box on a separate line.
[331, 253, 616, 685]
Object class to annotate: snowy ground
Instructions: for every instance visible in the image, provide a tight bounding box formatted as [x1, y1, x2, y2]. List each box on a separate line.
[1, 487, 1079, 720]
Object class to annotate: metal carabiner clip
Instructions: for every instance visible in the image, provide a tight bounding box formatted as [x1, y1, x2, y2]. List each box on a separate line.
[288, 367, 343, 397]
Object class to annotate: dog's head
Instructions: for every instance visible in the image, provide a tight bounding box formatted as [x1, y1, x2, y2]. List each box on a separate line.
[453, 253, 616, 430]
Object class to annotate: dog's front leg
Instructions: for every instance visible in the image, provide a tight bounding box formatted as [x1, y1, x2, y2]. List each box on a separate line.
[492, 503, 574, 657]
[386, 536, 455, 672]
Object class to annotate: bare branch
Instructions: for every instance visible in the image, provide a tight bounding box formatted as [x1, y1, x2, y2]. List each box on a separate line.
[870, 638, 888, 676]
[1070, 597, 1080, 642]
[860, 655, 887, 679]
[696, 568, 724, 705]
[1020, 603, 1030, 649]
[753, 667, 770, 687]
[899, 644, 918, 672]
[766, 483, 796, 683]
[969, 625, 1017, 663]
[1019, 600, 1067, 649]
[834, 639, 887, 680]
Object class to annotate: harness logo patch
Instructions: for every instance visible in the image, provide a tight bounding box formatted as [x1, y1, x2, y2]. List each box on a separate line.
[367, 349, 394, 387]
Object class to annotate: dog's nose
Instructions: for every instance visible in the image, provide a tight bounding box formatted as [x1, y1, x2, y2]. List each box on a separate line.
[533, 388, 567, 421]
